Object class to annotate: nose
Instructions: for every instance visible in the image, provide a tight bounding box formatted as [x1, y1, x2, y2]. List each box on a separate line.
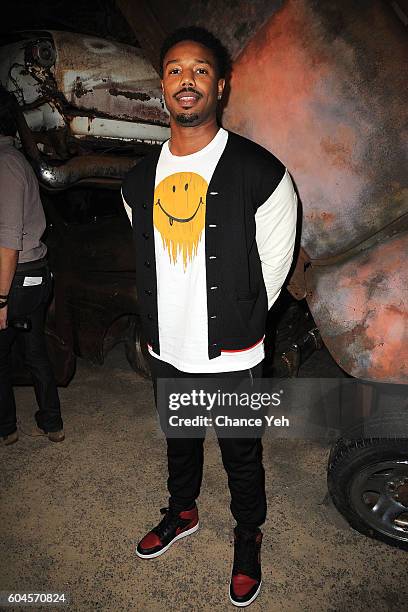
[181, 69, 195, 88]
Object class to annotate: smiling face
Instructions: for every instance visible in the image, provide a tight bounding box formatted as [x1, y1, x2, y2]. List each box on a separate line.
[153, 171, 208, 268]
[161, 40, 225, 127]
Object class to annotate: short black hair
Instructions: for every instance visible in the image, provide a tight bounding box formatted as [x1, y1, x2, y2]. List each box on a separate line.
[160, 26, 231, 79]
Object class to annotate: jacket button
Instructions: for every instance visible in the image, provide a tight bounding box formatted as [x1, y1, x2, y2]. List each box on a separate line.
[142, 232, 150, 239]
[142, 203, 147, 209]
[210, 315, 217, 319]
[209, 255, 217, 260]
[144, 261, 151, 268]
[144, 289, 152, 296]
[212, 343, 218, 347]
[147, 314, 153, 320]
[210, 285, 218, 290]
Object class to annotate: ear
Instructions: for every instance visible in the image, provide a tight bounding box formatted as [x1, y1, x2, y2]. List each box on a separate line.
[217, 78, 225, 100]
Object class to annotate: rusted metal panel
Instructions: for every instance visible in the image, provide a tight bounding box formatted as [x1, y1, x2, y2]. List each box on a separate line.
[223, 0, 408, 260]
[220, 0, 407, 383]
[51, 30, 169, 126]
[12, 100, 140, 188]
[0, 32, 170, 141]
[306, 232, 408, 383]
[69, 115, 169, 143]
[1, 32, 170, 187]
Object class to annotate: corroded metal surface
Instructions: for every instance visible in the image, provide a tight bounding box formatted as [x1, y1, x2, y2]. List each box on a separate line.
[1, 33, 168, 187]
[52, 30, 169, 126]
[222, 0, 407, 382]
[223, 0, 407, 260]
[69, 115, 169, 143]
[306, 232, 408, 383]
[13, 96, 141, 188]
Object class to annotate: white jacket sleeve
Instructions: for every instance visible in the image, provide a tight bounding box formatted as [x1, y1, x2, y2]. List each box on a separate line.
[121, 187, 133, 226]
[255, 169, 297, 310]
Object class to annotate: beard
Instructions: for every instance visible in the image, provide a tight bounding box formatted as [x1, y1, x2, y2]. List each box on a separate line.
[175, 112, 200, 125]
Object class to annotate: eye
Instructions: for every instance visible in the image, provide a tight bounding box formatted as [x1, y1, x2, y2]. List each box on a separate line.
[196, 68, 208, 75]
[172, 185, 176, 192]
[184, 184, 188, 191]
[169, 68, 181, 74]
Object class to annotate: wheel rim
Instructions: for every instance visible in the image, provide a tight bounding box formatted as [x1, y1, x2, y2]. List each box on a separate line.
[350, 460, 408, 542]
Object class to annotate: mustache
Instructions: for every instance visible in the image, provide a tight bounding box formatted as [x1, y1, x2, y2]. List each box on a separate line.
[174, 87, 202, 98]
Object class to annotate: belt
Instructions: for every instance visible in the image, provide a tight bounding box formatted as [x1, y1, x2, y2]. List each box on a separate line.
[15, 256, 48, 274]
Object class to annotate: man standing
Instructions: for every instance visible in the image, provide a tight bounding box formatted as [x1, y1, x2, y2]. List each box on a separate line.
[0, 89, 64, 445]
[122, 27, 297, 607]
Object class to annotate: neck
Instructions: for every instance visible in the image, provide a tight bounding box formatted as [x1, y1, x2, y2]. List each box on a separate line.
[168, 116, 219, 156]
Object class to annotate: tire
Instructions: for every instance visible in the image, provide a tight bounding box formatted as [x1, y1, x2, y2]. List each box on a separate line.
[328, 435, 408, 550]
[125, 317, 151, 378]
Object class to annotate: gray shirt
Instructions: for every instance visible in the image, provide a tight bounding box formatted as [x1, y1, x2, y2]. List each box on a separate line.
[0, 135, 47, 264]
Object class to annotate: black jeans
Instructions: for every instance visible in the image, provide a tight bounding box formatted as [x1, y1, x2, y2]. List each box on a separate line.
[149, 354, 267, 532]
[0, 264, 62, 436]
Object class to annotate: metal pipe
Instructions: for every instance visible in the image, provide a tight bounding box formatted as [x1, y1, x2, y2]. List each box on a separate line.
[12, 97, 140, 189]
[37, 155, 138, 189]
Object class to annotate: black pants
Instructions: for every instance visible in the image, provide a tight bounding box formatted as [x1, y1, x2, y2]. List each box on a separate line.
[149, 354, 267, 532]
[0, 264, 62, 437]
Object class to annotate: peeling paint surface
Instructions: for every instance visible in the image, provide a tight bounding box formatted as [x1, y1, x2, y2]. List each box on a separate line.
[52, 31, 169, 125]
[306, 233, 408, 383]
[223, 0, 408, 259]
[24, 104, 65, 131]
[0, 41, 44, 105]
[70, 116, 169, 142]
[223, 0, 407, 382]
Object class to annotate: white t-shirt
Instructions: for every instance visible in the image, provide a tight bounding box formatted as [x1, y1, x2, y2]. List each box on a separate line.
[123, 127, 297, 373]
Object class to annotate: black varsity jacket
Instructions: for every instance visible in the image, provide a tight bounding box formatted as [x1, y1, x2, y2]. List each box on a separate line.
[122, 130, 286, 359]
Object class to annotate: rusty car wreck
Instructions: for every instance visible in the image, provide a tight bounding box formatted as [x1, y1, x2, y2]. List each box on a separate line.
[0, 0, 407, 551]
[0, 29, 170, 381]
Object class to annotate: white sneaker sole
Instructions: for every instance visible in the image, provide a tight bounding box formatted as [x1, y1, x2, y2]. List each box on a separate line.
[136, 521, 200, 559]
[229, 580, 262, 607]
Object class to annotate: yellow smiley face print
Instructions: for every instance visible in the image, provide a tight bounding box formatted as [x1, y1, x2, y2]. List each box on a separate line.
[153, 172, 207, 269]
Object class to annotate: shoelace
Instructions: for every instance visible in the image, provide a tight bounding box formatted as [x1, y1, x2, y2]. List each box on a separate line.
[233, 532, 260, 578]
[152, 507, 180, 540]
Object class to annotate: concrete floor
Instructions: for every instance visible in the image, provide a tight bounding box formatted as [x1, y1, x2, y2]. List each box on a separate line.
[1, 346, 407, 612]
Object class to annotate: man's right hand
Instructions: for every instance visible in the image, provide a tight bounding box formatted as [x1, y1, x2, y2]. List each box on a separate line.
[0, 305, 8, 330]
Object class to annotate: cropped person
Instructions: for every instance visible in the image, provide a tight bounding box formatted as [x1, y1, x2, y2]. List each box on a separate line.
[0, 88, 64, 445]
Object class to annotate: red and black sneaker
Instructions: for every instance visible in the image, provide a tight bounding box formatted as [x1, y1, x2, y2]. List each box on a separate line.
[229, 527, 263, 607]
[136, 505, 199, 559]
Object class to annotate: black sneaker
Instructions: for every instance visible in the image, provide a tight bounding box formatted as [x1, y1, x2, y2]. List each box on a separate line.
[229, 528, 262, 607]
[136, 505, 199, 559]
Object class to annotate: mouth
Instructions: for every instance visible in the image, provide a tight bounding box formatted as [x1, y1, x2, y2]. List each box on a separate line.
[156, 197, 204, 225]
[174, 88, 202, 108]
